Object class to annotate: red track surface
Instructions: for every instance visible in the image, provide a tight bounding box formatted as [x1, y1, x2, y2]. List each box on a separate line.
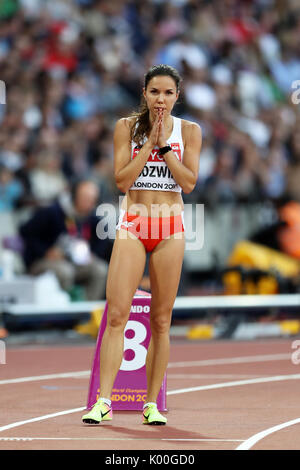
[1, 338, 300, 450]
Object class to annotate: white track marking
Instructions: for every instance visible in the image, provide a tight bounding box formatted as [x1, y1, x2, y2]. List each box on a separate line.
[164, 438, 244, 442]
[1, 373, 300, 434]
[168, 374, 265, 379]
[168, 353, 290, 368]
[0, 408, 85, 433]
[0, 353, 291, 386]
[167, 373, 300, 396]
[0, 437, 244, 442]
[236, 417, 300, 450]
[0, 371, 90, 385]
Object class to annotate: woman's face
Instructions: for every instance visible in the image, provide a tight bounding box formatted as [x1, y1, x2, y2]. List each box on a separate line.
[143, 75, 179, 118]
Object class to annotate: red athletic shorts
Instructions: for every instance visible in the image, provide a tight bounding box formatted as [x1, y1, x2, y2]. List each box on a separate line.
[116, 210, 185, 253]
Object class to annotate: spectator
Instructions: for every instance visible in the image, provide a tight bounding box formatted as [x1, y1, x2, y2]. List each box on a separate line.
[0, 0, 300, 215]
[0, 163, 24, 212]
[204, 144, 238, 204]
[19, 179, 112, 300]
[286, 127, 300, 201]
[28, 148, 68, 205]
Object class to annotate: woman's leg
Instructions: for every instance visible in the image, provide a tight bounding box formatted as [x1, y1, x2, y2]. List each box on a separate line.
[98, 230, 147, 399]
[145, 235, 185, 404]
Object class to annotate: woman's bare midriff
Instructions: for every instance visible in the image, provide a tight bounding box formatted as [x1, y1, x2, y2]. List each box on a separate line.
[121, 190, 184, 217]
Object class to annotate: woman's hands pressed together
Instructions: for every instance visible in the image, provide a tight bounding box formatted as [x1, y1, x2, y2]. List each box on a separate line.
[157, 109, 167, 148]
[148, 109, 167, 149]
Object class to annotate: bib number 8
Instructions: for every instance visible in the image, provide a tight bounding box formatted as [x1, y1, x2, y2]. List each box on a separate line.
[120, 320, 148, 371]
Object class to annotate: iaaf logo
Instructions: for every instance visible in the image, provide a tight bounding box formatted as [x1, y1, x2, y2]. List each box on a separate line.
[120, 221, 135, 228]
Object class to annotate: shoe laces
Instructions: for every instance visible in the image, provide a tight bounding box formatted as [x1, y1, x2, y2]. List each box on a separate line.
[93, 399, 108, 410]
[146, 403, 157, 409]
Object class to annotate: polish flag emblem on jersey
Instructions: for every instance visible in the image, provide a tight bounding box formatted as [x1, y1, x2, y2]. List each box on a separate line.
[132, 143, 182, 162]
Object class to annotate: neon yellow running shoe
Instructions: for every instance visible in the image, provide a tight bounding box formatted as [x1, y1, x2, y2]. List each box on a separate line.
[82, 399, 112, 424]
[143, 403, 167, 425]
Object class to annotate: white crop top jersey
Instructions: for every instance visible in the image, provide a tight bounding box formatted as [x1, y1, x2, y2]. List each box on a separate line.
[129, 116, 184, 192]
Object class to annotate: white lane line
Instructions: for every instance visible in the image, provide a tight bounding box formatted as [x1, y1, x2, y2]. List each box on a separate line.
[0, 371, 90, 385]
[1, 373, 300, 434]
[0, 353, 291, 386]
[0, 408, 85, 433]
[168, 374, 266, 379]
[236, 417, 300, 450]
[167, 373, 300, 396]
[0, 437, 244, 442]
[168, 353, 290, 368]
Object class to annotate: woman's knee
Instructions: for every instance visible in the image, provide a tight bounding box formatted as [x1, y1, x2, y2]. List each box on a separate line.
[106, 302, 130, 331]
[150, 305, 172, 335]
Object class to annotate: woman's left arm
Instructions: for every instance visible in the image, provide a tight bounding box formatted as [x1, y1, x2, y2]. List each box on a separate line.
[162, 122, 202, 194]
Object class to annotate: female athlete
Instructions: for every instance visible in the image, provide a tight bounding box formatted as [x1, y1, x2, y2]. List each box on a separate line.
[82, 64, 202, 425]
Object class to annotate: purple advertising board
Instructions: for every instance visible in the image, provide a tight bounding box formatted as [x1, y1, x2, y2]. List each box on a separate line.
[86, 290, 167, 411]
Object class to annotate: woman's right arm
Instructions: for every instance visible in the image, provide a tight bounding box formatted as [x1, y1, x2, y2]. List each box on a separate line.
[113, 118, 156, 193]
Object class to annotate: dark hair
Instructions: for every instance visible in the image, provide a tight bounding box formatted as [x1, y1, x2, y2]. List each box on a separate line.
[130, 64, 182, 146]
[70, 176, 99, 202]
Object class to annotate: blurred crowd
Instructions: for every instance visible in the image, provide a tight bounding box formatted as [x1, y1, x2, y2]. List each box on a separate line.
[1, 0, 300, 212]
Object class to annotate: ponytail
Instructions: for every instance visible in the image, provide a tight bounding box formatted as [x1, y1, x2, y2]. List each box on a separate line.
[130, 98, 150, 147]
